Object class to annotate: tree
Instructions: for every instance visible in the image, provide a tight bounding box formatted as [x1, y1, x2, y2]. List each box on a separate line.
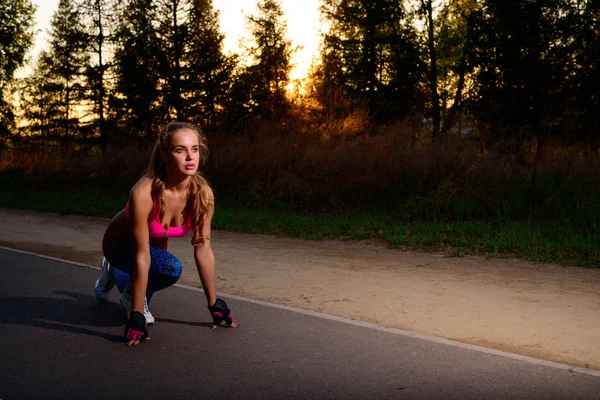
[317, 0, 421, 122]
[155, 0, 191, 120]
[114, 0, 235, 134]
[243, 0, 293, 120]
[0, 0, 36, 139]
[151, 0, 236, 127]
[184, 0, 236, 129]
[418, 0, 441, 135]
[113, 0, 165, 140]
[468, 0, 570, 142]
[21, 56, 63, 142]
[30, 0, 90, 142]
[569, 0, 600, 145]
[80, 0, 120, 150]
[435, 0, 479, 133]
[308, 28, 349, 122]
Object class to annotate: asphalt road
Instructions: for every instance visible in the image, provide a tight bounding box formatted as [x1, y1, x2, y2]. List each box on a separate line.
[1, 248, 599, 400]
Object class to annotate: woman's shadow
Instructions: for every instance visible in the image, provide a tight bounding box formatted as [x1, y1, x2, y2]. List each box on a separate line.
[0, 290, 127, 342]
[0, 290, 213, 343]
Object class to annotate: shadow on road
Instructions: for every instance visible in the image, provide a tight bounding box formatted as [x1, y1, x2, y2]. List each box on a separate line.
[154, 317, 214, 328]
[0, 290, 124, 342]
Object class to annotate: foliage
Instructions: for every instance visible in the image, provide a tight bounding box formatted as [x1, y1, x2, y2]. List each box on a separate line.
[112, 0, 165, 140]
[151, 0, 234, 129]
[0, 0, 36, 140]
[184, 0, 236, 129]
[314, 0, 422, 122]
[0, 0, 36, 89]
[1, 0, 600, 236]
[4, 0, 600, 146]
[23, 0, 90, 143]
[228, 0, 293, 125]
[79, 0, 121, 149]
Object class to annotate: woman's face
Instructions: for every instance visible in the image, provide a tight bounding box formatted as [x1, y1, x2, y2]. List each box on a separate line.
[162, 129, 200, 177]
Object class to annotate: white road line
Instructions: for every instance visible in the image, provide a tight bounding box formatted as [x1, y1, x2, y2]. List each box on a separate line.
[2, 244, 599, 378]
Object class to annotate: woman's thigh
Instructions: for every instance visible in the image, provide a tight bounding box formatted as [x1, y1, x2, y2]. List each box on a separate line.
[107, 243, 183, 293]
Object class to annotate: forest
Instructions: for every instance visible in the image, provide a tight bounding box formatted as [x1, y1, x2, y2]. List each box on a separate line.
[1, 0, 599, 266]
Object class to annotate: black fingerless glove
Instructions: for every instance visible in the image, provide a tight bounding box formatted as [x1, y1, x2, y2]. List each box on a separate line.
[124, 311, 149, 342]
[208, 298, 234, 326]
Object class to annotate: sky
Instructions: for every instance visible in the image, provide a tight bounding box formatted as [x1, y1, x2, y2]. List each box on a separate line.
[19, 0, 322, 82]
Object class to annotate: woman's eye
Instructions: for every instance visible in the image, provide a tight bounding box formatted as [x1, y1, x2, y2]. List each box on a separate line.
[193, 148, 198, 152]
[175, 149, 183, 153]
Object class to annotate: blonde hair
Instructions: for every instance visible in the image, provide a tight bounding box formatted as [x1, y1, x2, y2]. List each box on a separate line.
[146, 121, 213, 245]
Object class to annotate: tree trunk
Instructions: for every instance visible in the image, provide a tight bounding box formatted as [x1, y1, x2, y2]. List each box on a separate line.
[173, 1, 182, 119]
[65, 77, 70, 139]
[425, 0, 440, 136]
[364, 2, 377, 120]
[442, 61, 465, 134]
[97, 0, 106, 152]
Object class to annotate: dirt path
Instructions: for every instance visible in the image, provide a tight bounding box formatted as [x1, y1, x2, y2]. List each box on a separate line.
[1, 207, 599, 370]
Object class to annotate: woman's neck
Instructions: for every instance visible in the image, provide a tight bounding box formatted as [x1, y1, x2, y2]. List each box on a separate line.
[165, 174, 191, 193]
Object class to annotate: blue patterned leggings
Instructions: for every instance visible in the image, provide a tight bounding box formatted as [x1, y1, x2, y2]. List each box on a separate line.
[102, 228, 183, 303]
[111, 246, 183, 303]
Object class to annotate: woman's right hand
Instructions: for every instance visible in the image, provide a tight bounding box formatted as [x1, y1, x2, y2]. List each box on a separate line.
[124, 311, 151, 346]
[128, 179, 153, 319]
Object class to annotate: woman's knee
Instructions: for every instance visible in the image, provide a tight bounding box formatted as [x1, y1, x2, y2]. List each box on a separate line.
[147, 247, 183, 291]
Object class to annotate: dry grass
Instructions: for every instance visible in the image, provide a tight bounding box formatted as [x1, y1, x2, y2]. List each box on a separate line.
[0, 142, 151, 192]
[2, 113, 599, 224]
[205, 113, 599, 223]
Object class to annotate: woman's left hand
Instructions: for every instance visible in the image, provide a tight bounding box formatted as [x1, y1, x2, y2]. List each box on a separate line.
[208, 298, 239, 329]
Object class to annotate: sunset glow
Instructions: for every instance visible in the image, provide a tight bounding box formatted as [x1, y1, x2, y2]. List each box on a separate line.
[23, 0, 322, 82]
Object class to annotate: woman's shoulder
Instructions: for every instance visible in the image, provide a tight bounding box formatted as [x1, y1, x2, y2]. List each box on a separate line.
[129, 177, 154, 205]
[202, 184, 214, 202]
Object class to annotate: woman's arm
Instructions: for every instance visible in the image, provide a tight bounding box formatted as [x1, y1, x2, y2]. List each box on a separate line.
[194, 189, 238, 328]
[127, 179, 153, 343]
[194, 194, 216, 307]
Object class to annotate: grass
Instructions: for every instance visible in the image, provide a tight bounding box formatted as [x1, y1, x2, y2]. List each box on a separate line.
[1, 186, 598, 269]
[1, 126, 598, 269]
[0, 188, 127, 217]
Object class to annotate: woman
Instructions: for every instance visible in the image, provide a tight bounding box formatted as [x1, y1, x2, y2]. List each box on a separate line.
[94, 121, 238, 346]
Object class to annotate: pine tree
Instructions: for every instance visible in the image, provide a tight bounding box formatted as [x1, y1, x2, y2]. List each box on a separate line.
[243, 0, 293, 120]
[113, 0, 165, 140]
[80, 0, 119, 149]
[469, 0, 572, 142]
[570, 0, 600, 144]
[21, 56, 63, 142]
[0, 0, 36, 140]
[155, 0, 191, 119]
[184, 0, 236, 129]
[436, 0, 478, 133]
[418, 0, 441, 135]
[317, 0, 421, 122]
[30, 0, 90, 142]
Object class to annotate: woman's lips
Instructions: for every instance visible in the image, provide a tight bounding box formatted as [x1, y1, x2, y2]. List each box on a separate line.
[185, 164, 196, 170]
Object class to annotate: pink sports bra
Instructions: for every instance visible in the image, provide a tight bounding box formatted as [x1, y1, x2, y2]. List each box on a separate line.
[125, 198, 191, 238]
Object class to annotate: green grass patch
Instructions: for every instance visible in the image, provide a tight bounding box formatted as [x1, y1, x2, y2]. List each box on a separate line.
[0, 187, 598, 269]
[0, 189, 128, 217]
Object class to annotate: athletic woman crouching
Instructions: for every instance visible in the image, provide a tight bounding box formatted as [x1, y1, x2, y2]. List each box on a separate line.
[94, 121, 238, 346]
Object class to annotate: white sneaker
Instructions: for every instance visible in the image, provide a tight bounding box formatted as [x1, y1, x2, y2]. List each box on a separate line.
[120, 286, 155, 326]
[94, 257, 115, 303]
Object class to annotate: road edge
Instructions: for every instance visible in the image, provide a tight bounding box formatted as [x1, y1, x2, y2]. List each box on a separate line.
[2, 244, 599, 378]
